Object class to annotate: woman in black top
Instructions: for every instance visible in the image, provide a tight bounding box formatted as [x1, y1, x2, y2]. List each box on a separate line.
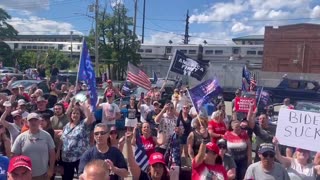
[187, 116, 211, 159]
[124, 96, 139, 132]
[176, 104, 192, 156]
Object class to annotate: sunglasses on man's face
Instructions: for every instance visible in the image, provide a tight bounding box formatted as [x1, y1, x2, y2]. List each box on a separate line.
[94, 131, 108, 136]
[262, 152, 275, 158]
[218, 145, 227, 149]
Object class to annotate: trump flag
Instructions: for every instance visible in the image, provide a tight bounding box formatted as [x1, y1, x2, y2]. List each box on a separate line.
[188, 79, 222, 112]
[77, 39, 98, 111]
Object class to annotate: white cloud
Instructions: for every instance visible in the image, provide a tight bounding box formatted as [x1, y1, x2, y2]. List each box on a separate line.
[249, 0, 311, 11]
[0, 0, 49, 12]
[311, 5, 320, 18]
[8, 16, 83, 35]
[110, 0, 124, 8]
[267, 10, 290, 19]
[231, 22, 253, 33]
[190, 1, 248, 23]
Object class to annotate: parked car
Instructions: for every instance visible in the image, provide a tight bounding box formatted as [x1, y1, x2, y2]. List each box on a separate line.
[10, 80, 49, 93]
[0, 73, 26, 81]
[295, 101, 320, 113]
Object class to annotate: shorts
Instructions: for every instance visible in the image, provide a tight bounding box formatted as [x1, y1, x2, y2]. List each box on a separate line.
[180, 134, 188, 145]
[125, 118, 138, 127]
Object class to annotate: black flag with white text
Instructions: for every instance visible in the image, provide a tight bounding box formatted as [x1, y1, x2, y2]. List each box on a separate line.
[170, 50, 209, 81]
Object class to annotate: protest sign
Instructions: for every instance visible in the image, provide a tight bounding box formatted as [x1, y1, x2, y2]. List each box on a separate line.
[234, 97, 256, 113]
[276, 108, 320, 152]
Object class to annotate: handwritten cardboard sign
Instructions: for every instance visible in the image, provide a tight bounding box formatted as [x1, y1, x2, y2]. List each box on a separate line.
[235, 97, 256, 113]
[276, 108, 320, 152]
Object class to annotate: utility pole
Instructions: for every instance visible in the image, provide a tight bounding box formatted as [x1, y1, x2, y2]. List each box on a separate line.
[133, 0, 138, 41]
[183, 10, 190, 44]
[70, 31, 73, 60]
[95, 0, 99, 74]
[141, 0, 146, 44]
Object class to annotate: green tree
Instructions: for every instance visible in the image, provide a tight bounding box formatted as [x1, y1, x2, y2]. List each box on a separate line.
[16, 51, 38, 70]
[0, 8, 18, 65]
[0, 8, 18, 38]
[88, 3, 141, 80]
[16, 50, 71, 71]
[46, 49, 70, 70]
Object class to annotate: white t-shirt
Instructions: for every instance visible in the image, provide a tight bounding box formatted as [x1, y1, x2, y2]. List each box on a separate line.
[140, 104, 154, 123]
[158, 113, 176, 148]
[101, 102, 120, 125]
[287, 159, 315, 180]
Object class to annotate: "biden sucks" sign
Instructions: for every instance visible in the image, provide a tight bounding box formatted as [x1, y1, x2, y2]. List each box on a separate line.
[276, 108, 320, 152]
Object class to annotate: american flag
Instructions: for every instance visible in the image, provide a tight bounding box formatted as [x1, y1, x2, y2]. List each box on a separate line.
[135, 128, 149, 172]
[250, 73, 257, 91]
[127, 62, 151, 90]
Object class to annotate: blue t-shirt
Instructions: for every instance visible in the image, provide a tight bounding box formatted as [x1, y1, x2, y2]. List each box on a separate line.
[203, 103, 216, 117]
[79, 146, 128, 180]
[0, 156, 9, 180]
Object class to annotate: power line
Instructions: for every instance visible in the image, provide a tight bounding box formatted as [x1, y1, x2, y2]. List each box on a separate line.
[137, 17, 320, 23]
[3, 0, 84, 9]
[8, 15, 87, 22]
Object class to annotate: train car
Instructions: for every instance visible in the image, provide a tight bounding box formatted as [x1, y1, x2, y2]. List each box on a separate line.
[138, 44, 201, 60]
[4, 41, 82, 54]
[202, 44, 264, 61]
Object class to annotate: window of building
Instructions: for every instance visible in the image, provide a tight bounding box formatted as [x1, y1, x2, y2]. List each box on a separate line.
[215, 50, 223, 55]
[145, 49, 152, 53]
[58, 44, 63, 50]
[44, 46, 48, 49]
[27, 46, 31, 49]
[189, 50, 197, 54]
[166, 47, 172, 54]
[205, 50, 214, 55]
[258, 51, 263, 55]
[232, 48, 240, 54]
[138, 49, 144, 52]
[68, 47, 71, 50]
[77, 46, 80, 50]
[39, 46, 43, 49]
[180, 50, 187, 54]
[22, 46, 26, 50]
[247, 51, 256, 55]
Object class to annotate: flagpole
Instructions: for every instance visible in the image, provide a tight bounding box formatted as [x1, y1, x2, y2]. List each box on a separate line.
[165, 49, 177, 81]
[186, 88, 199, 113]
[75, 38, 85, 93]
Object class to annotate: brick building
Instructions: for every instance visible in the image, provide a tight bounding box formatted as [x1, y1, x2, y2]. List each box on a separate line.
[263, 23, 320, 73]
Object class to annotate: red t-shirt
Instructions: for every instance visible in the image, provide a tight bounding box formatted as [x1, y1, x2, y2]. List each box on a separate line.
[192, 159, 228, 180]
[224, 131, 249, 161]
[208, 120, 227, 142]
[141, 136, 156, 158]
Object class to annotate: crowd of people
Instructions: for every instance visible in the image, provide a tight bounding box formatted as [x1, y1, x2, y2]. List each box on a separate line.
[0, 73, 320, 180]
